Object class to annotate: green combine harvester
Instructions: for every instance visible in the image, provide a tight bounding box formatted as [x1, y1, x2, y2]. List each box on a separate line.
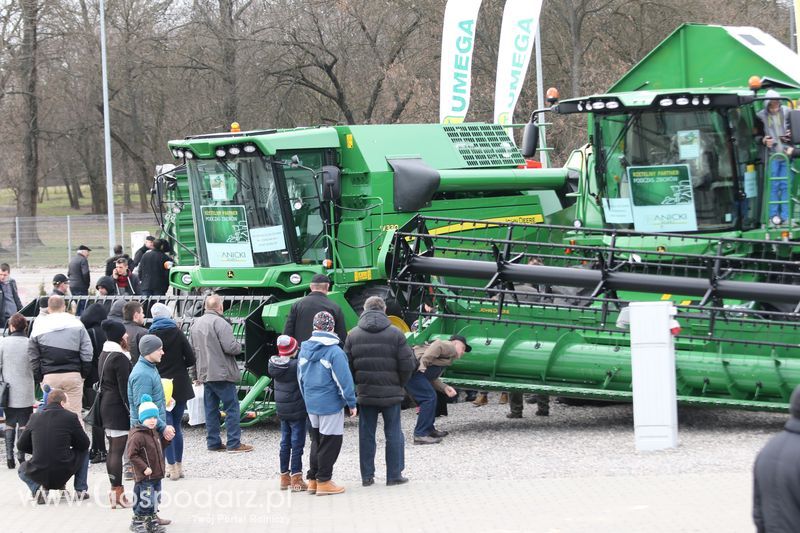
[155, 24, 800, 423]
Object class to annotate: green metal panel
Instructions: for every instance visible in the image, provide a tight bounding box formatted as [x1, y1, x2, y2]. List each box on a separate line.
[611, 23, 799, 92]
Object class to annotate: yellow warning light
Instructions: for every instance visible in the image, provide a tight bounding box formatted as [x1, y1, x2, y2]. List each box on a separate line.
[230, 122, 241, 133]
[748, 76, 762, 91]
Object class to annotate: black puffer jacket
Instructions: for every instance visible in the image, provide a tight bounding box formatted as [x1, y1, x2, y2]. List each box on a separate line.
[344, 310, 415, 407]
[80, 303, 108, 386]
[283, 291, 347, 345]
[267, 356, 306, 421]
[138, 250, 172, 295]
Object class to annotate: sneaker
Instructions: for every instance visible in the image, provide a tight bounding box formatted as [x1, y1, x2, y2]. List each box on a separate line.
[506, 412, 523, 419]
[387, 476, 409, 486]
[362, 478, 374, 487]
[130, 516, 145, 532]
[227, 443, 254, 454]
[90, 451, 107, 464]
[413, 435, 442, 445]
[429, 429, 449, 438]
[72, 490, 90, 502]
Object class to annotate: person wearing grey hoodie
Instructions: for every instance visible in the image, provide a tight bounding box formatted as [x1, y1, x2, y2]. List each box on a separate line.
[754, 384, 800, 532]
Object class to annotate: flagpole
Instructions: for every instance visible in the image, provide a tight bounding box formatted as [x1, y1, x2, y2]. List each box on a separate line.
[534, 24, 549, 168]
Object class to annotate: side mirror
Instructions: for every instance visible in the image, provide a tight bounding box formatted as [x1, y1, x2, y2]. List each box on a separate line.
[320, 165, 341, 201]
[521, 119, 540, 158]
[789, 110, 800, 145]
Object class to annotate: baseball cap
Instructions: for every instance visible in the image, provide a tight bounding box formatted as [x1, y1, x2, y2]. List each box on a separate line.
[78, 245, 92, 252]
[449, 334, 472, 352]
[52, 273, 68, 285]
[276, 335, 299, 356]
[311, 274, 331, 285]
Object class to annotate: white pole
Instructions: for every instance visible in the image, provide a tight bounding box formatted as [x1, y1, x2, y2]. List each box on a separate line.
[99, 0, 115, 251]
[534, 24, 549, 168]
[67, 215, 72, 264]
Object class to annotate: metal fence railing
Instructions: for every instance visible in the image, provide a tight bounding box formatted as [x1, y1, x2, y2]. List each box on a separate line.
[0, 214, 158, 268]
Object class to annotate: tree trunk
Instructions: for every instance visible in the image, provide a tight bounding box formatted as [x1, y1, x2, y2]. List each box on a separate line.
[17, 0, 41, 245]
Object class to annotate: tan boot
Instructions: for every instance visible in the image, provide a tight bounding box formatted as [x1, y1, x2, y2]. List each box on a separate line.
[307, 479, 317, 494]
[280, 472, 291, 490]
[290, 473, 308, 492]
[109, 486, 132, 509]
[472, 393, 488, 407]
[315, 480, 345, 496]
[167, 463, 179, 481]
[499, 392, 509, 405]
[176, 462, 184, 478]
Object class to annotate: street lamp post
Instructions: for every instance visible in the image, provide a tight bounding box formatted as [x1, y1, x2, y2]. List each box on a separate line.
[99, 0, 116, 250]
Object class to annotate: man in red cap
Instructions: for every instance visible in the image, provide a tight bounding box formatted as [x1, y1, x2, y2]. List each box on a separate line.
[268, 335, 308, 492]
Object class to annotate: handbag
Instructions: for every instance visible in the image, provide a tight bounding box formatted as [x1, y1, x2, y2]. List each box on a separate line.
[83, 351, 117, 427]
[0, 381, 9, 408]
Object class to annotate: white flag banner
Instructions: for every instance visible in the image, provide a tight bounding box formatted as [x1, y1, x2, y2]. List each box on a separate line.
[493, 0, 543, 135]
[439, 0, 483, 124]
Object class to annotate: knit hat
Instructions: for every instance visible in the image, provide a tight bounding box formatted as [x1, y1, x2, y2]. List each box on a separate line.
[101, 319, 126, 343]
[138, 394, 159, 423]
[312, 311, 335, 332]
[765, 89, 781, 101]
[276, 335, 299, 356]
[139, 334, 163, 357]
[150, 303, 172, 319]
[311, 274, 331, 285]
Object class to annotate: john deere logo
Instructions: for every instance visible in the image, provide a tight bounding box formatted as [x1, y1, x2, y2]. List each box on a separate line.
[227, 270, 235, 279]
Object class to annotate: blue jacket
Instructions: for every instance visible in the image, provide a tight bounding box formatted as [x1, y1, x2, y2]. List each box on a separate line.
[297, 331, 356, 416]
[127, 356, 167, 432]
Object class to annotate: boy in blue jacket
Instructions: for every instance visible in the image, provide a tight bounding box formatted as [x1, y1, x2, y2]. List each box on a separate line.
[268, 335, 308, 492]
[297, 311, 356, 496]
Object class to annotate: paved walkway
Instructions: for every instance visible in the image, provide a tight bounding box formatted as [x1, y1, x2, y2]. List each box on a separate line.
[0, 469, 753, 532]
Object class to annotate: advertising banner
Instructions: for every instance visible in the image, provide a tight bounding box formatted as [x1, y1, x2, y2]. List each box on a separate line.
[628, 165, 698, 232]
[439, 0, 482, 124]
[200, 205, 254, 268]
[493, 0, 543, 137]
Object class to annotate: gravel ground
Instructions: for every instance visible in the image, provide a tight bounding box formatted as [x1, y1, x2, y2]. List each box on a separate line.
[98, 393, 785, 483]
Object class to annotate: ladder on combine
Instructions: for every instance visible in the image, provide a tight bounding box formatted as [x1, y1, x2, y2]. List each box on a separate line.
[763, 152, 794, 223]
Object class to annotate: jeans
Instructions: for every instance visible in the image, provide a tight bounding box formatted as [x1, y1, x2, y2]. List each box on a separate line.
[358, 403, 404, 481]
[203, 381, 241, 450]
[18, 463, 40, 495]
[133, 479, 161, 517]
[770, 158, 790, 219]
[405, 372, 437, 437]
[74, 450, 89, 492]
[71, 288, 88, 316]
[165, 400, 186, 464]
[279, 419, 307, 474]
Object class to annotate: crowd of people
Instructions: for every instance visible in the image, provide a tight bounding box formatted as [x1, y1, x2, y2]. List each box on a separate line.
[6, 253, 800, 531]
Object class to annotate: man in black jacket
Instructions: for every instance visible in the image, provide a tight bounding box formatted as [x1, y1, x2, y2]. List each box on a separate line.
[17, 388, 91, 503]
[131, 236, 155, 270]
[754, 385, 800, 532]
[345, 296, 415, 487]
[137, 239, 174, 296]
[284, 274, 347, 345]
